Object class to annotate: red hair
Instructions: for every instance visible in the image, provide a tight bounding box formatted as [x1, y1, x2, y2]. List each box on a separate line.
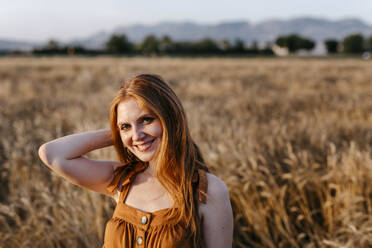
[109, 74, 208, 247]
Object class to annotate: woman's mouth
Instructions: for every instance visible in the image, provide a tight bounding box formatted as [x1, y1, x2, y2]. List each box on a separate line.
[135, 139, 155, 152]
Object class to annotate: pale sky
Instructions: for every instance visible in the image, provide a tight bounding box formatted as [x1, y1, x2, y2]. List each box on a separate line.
[1, 0, 371, 42]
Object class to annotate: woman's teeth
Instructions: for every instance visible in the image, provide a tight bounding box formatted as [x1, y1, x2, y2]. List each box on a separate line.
[136, 140, 154, 151]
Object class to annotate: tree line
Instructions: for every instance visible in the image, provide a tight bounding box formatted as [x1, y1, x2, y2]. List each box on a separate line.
[324, 33, 372, 54]
[32, 35, 273, 56]
[31, 32, 372, 56]
[274, 33, 372, 54]
[105, 35, 274, 56]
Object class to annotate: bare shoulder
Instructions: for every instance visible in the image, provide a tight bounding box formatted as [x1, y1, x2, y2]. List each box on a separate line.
[200, 172, 230, 212]
[206, 172, 229, 193]
[200, 172, 234, 247]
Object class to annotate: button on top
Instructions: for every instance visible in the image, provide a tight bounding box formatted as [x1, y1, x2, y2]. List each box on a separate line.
[141, 216, 148, 225]
[137, 236, 143, 245]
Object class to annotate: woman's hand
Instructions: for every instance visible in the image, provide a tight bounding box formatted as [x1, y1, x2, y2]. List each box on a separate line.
[38, 129, 122, 197]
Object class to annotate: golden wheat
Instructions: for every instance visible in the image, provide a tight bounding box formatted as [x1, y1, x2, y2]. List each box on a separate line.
[0, 57, 371, 247]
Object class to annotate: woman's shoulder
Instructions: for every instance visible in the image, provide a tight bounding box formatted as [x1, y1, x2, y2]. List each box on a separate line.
[198, 172, 230, 215]
[204, 172, 230, 202]
[199, 172, 234, 246]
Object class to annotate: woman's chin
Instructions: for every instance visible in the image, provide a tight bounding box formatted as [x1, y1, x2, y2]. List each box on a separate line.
[134, 152, 156, 162]
[133, 140, 160, 162]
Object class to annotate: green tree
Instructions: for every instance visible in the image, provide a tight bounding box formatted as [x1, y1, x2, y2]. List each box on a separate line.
[194, 38, 220, 54]
[324, 39, 339, 54]
[105, 34, 132, 54]
[366, 35, 372, 52]
[301, 39, 315, 51]
[47, 39, 59, 50]
[231, 38, 245, 52]
[275, 34, 315, 53]
[342, 33, 364, 54]
[159, 35, 173, 53]
[276, 34, 299, 52]
[141, 35, 160, 55]
[219, 40, 231, 51]
[250, 40, 259, 51]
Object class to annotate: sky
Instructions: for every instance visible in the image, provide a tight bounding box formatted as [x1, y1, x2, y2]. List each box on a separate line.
[1, 0, 372, 42]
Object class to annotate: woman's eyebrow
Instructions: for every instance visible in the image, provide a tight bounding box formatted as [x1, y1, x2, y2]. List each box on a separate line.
[137, 113, 155, 120]
[139, 113, 154, 118]
[117, 121, 128, 127]
[117, 114, 154, 126]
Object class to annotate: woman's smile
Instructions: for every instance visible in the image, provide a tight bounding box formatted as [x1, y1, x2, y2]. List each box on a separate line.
[117, 97, 163, 162]
[134, 138, 155, 152]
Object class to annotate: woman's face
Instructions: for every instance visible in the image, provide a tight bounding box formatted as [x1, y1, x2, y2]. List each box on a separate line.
[116, 97, 163, 162]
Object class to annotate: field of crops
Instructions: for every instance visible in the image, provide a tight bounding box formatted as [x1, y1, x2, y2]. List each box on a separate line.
[0, 57, 371, 247]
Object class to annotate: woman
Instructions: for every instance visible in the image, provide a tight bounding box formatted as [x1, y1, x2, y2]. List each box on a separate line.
[38, 74, 233, 247]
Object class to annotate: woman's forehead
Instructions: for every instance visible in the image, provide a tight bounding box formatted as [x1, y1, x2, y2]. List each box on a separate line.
[117, 97, 152, 122]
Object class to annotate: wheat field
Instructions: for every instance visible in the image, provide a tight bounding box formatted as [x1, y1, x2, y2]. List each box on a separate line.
[0, 57, 371, 248]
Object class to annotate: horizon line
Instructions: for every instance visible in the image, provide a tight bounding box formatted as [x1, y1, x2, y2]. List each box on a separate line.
[1, 15, 371, 44]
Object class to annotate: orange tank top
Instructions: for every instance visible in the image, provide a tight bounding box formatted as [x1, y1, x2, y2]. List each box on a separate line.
[102, 163, 208, 248]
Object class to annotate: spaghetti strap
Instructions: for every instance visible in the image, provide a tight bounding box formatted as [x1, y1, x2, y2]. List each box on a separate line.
[107, 163, 208, 204]
[192, 169, 208, 204]
[118, 182, 131, 203]
[197, 169, 208, 203]
[103, 166, 211, 247]
[106, 162, 148, 194]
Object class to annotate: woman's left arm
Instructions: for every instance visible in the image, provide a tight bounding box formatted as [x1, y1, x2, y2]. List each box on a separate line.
[201, 173, 234, 248]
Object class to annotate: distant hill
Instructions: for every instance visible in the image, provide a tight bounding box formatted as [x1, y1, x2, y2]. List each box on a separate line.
[0, 39, 37, 51]
[75, 17, 372, 53]
[2, 17, 372, 54]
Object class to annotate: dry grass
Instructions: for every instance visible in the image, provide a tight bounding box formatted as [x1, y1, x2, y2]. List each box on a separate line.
[0, 57, 371, 247]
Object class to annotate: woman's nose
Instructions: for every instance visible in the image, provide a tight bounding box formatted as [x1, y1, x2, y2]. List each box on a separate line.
[132, 125, 145, 141]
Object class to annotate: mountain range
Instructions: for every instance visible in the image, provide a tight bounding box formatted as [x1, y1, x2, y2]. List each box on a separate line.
[1, 17, 372, 54]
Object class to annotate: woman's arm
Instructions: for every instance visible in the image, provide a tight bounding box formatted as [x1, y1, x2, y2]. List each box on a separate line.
[201, 173, 234, 248]
[38, 129, 122, 197]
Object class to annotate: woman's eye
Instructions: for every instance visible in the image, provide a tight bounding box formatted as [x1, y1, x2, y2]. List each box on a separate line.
[142, 117, 154, 124]
[120, 124, 131, 131]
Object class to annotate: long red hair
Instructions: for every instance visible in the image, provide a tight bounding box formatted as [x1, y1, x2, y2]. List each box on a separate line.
[109, 74, 208, 247]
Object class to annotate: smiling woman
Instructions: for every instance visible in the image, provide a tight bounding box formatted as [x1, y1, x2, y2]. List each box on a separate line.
[38, 74, 233, 248]
[116, 98, 163, 163]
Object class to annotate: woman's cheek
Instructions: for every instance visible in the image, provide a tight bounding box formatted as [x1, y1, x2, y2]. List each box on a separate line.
[120, 133, 130, 146]
[153, 121, 163, 137]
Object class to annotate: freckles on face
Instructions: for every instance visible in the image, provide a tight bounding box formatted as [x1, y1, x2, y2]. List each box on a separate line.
[116, 97, 163, 162]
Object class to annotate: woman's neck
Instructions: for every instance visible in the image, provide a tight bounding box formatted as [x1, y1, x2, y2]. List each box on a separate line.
[144, 161, 157, 177]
